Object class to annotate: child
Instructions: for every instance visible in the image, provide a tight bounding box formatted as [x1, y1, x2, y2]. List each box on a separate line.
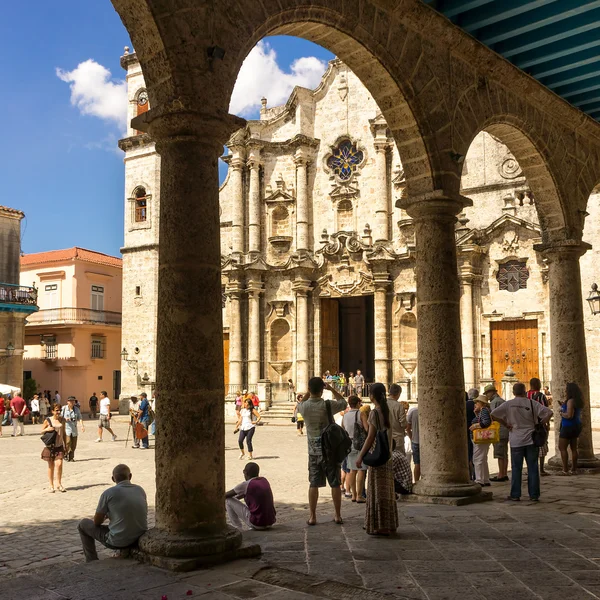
[226, 462, 276, 530]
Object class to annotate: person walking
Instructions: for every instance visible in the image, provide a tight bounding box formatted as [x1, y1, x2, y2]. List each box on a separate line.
[96, 391, 117, 442]
[469, 395, 493, 486]
[235, 398, 261, 460]
[30, 394, 41, 425]
[528, 378, 550, 476]
[41, 403, 67, 492]
[54, 391, 61, 405]
[356, 383, 398, 536]
[491, 382, 552, 502]
[406, 403, 420, 482]
[348, 372, 356, 395]
[10, 392, 27, 436]
[484, 384, 509, 482]
[297, 377, 348, 526]
[137, 393, 151, 449]
[128, 396, 140, 448]
[89, 392, 98, 419]
[293, 394, 305, 436]
[341, 395, 368, 502]
[40, 394, 50, 421]
[288, 379, 295, 402]
[558, 382, 584, 475]
[62, 396, 85, 461]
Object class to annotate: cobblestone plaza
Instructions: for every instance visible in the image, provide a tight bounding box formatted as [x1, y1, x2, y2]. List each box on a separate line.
[5, 418, 600, 599]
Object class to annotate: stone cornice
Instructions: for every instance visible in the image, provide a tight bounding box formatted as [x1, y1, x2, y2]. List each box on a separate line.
[120, 51, 139, 71]
[120, 243, 159, 254]
[118, 134, 153, 152]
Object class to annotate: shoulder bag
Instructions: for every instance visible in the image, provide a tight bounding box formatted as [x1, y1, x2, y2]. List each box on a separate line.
[363, 410, 391, 467]
[40, 417, 58, 447]
[352, 410, 367, 451]
[321, 401, 352, 464]
[530, 399, 548, 448]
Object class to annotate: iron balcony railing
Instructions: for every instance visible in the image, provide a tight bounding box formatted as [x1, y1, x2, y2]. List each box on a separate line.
[27, 308, 122, 326]
[0, 283, 38, 306]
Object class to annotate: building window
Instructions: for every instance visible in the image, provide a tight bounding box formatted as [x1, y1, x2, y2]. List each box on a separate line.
[136, 90, 149, 116]
[326, 139, 364, 181]
[91, 285, 104, 311]
[44, 336, 57, 359]
[272, 206, 290, 237]
[91, 336, 105, 359]
[497, 260, 530, 292]
[135, 286, 141, 296]
[134, 187, 148, 222]
[337, 200, 353, 231]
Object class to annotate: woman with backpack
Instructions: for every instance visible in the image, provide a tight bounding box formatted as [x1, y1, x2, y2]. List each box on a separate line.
[40, 403, 66, 492]
[356, 383, 398, 536]
[558, 382, 584, 475]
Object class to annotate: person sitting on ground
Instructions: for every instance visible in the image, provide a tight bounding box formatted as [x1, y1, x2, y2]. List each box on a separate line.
[226, 462, 276, 530]
[78, 464, 147, 562]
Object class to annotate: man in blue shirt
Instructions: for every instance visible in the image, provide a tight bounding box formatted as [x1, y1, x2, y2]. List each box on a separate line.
[137, 393, 150, 449]
[62, 396, 85, 461]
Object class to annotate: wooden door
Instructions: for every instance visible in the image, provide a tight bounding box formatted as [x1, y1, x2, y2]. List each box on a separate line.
[490, 320, 539, 387]
[223, 333, 230, 389]
[320, 298, 340, 375]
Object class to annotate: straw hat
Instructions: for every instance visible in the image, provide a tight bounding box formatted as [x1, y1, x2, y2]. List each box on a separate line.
[475, 395, 490, 405]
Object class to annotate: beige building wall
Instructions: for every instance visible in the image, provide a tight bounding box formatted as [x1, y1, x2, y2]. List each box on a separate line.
[119, 50, 600, 413]
[20, 249, 122, 411]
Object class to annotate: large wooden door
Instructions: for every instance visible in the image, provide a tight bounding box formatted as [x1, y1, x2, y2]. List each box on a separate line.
[321, 298, 340, 375]
[490, 320, 539, 387]
[223, 333, 230, 389]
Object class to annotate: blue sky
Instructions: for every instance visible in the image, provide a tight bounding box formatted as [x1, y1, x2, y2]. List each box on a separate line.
[0, 2, 333, 257]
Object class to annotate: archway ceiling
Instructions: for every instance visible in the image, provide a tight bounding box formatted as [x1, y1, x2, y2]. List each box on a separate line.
[424, 0, 600, 122]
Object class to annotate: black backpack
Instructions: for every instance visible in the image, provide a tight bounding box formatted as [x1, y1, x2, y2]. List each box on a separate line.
[321, 401, 352, 464]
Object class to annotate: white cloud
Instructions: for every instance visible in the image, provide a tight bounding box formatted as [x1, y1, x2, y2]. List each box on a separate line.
[230, 41, 327, 117]
[56, 59, 127, 130]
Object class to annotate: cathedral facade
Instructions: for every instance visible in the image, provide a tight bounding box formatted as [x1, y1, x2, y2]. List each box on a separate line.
[118, 50, 600, 414]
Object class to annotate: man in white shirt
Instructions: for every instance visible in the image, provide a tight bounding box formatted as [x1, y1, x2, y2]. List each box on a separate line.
[54, 391, 61, 405]
[96, 391, 117, 442]
[30, 394, 40, 425]
[491, 382, 552, 502]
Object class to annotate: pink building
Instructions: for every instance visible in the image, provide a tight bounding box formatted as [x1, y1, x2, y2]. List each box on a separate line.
[20, 248, 122, 412]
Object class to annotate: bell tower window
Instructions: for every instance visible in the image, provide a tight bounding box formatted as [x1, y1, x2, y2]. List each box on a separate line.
[134, 187, 148, 222]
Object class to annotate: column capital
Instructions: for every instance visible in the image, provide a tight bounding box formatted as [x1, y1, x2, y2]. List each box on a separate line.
[534, 239, 591, 260]
[398, 189, 472, 221]
[373, 140, 391, 154]
[294, 147, 311, 166]
[132, 107, 246, 154]
[292, 278, 312, 295]
[246, 279, 264, 296]
[225, 280, 244, 298]
[246, 158, 262, 171]
[230, 157, 246, 171]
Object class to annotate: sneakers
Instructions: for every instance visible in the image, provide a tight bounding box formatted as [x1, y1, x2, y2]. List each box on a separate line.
[112, 434, 117, 441]
[95, 438, 102, 443]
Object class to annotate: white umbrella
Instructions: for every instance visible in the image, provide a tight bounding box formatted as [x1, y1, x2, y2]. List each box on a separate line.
[0, 384, 21, 395]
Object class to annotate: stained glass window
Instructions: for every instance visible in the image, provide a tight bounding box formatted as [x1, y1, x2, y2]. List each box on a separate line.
[497, 260, 529, 293]
[327, 139, 364, 181]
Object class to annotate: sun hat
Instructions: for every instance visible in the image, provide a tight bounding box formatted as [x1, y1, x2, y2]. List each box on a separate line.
[483, 384, 497, 394]
[475, 395, 490, 405]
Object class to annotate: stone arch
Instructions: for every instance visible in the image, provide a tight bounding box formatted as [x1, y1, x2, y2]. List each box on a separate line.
[111, 0, 461, 198]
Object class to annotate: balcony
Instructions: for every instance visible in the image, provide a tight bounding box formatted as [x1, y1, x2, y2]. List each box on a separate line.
[0, 283, 38, 313]
[26, 308, 122, 326]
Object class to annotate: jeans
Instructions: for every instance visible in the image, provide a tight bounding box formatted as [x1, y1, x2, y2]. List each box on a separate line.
[140, 419, 149, 448]
[510, 444, 540, 499]
[78, 518, 117, 561]
[65, 434, 78, 460]
[238, 428, 255, 452]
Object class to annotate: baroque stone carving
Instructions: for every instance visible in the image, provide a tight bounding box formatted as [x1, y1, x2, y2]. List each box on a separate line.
[502, 231, 520, 253]
[499, 156, 523, 179]
[317, 270, 374, 297]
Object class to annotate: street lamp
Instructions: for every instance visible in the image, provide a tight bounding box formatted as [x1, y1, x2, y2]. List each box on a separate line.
[0, 342, 15, 365]
[120, 347, 138, 371]
[587, 283, 600, 315]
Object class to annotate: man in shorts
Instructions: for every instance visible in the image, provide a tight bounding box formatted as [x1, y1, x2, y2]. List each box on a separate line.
[485, 384, 509, 482]
[298, 377, 347, 526]
[96, 391, 117, 442]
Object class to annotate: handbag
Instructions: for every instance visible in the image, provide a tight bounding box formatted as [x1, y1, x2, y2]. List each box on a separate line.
[135, 421, 149, 440]
[530, 399, 548, 448]
[352, 410, 367, 451]
[363, 410, 391, 467]
[473, 421, 500, 444]
[291, 416, 296, 423]
[40, 418, 58, 447]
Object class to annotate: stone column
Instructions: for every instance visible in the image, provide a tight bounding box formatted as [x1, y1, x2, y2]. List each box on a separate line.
[313, 293, 322, 380]
[295, 149, 309, 253]
[247, 147, 262, 255]
[536, 240, 600, 469]
[229, 152, 245, 257]
[226, 277, 244, 392]
[374, 141, 390, 243]
[459, 273, 476, 390]
[293, 278, 311, 391]
[373, 274, 390, 383]
[401, 192, 481, 499]
[247, 278, 263, 386]
[132, 109, 259, 569]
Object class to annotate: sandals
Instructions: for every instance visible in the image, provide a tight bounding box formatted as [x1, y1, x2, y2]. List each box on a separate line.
[57, 485, 66, 492]
[306, 519, 316, 526]
[556, 471, 571, 476]
[49, 488, 55, 493]
[334, 518, 344, 525]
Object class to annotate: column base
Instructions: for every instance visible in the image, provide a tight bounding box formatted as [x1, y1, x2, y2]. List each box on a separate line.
[400, 490, 493, 506]
[413, 480, 483, 498]
[547, 454, 600, 472]
[136, 526, 261, 572]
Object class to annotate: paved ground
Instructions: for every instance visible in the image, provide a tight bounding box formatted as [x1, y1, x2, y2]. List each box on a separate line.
[3, 417, 600, 599]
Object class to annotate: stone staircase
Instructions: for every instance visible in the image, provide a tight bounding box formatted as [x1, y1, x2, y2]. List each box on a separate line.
[262, 400, 296, 425]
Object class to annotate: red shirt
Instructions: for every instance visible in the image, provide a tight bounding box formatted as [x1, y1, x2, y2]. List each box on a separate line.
[252, 395, 259, 407]
[10, 396, 26, 416]
[245, 477, 276, 528]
